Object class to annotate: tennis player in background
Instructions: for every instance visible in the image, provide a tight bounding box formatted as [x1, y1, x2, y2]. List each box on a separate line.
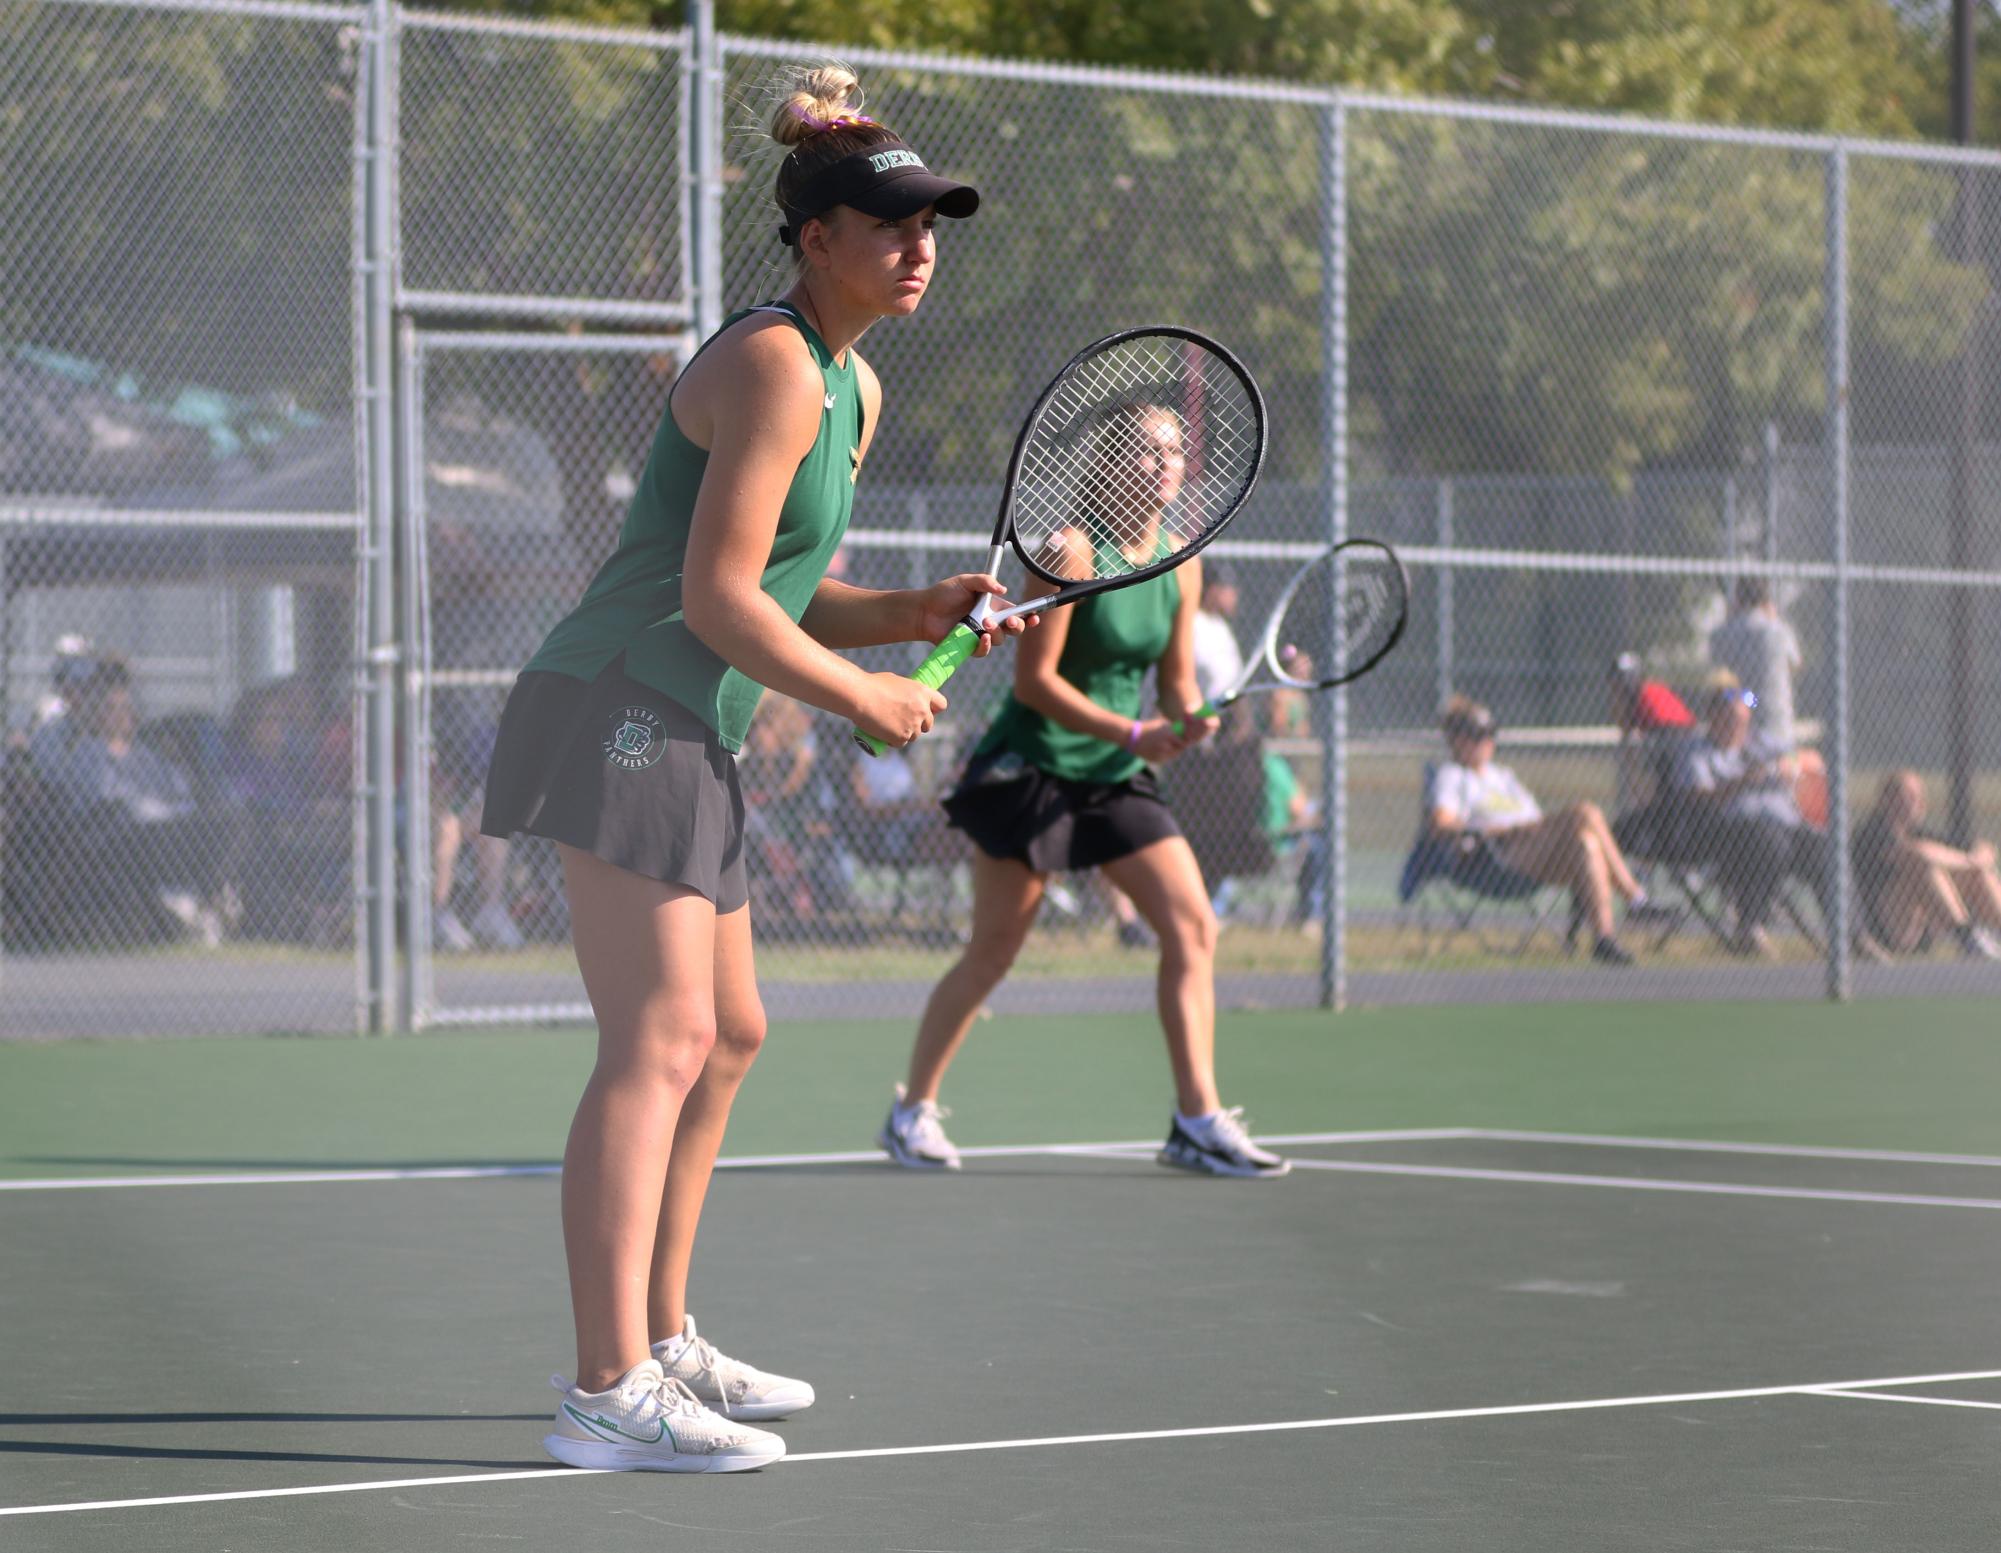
[878, 401, 1293, 1180]
[479, 64, 1014, 1473]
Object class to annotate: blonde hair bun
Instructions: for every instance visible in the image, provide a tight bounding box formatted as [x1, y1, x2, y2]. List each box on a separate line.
[769, 63, 865, 148]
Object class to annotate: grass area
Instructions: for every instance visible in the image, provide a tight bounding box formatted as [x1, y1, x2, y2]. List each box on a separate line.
[417, 913, 1859, 983]
[4, 999, 2000, 1181]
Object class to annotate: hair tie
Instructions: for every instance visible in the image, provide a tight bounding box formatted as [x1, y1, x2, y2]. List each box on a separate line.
[790, 104, 875, 136]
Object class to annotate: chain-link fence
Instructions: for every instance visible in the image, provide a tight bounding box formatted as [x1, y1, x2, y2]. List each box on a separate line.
[6, 1, 1998, 1035]
[1, 0, 366, 1036]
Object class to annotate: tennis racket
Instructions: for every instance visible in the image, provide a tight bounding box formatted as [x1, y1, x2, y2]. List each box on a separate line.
[1173, 539, 1408, 733]
[853, 326, 1267, 754]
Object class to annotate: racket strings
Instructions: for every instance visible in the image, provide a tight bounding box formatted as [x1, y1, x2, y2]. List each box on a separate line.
[1275, 548, 1404, 686]
[1013, 336, 1260, 584]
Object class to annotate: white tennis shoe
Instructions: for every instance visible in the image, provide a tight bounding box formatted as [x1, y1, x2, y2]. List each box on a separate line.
[878, 1084, 963, 1170]
[542, 1358, 784, 1473]
[1158, 1106, 1291, 1178]
[653, 1314, 815, 1421]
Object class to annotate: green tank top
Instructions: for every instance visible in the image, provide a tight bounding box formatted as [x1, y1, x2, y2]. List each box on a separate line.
[523, 302, 859, 753]
[974, 554, 1181, 784]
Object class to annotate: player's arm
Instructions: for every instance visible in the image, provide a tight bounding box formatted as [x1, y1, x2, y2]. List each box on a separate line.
[1010, 531, 1187, 762]
[678, 324, 940, 745]
[799, 351, 1025, 655]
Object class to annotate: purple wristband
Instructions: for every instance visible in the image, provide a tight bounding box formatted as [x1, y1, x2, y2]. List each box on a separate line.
[1126, 720, 1144, 752]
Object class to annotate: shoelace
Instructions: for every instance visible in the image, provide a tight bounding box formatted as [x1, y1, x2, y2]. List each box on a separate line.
[675, 1333, 743, 1415]
[650, 1373, 711, 1419]
[1204, 1106, 1260, 1156]
[907, 1101, 953, 1151]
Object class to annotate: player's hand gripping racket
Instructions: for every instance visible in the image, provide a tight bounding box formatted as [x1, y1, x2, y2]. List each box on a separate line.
[1173, 539, 1409, 732]
[853, 326, 1267, 754]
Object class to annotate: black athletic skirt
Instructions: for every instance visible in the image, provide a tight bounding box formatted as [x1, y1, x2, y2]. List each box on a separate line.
[940, 748, 1182, 874]
[479, 655, 748, 913]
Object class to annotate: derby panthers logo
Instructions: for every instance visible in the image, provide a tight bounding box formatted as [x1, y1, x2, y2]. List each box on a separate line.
[603, 705, 667, 771]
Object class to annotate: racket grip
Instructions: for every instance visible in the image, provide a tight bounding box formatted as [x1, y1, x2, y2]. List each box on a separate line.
[852, 622, 983, 756]
[1170, 700, 1220, 738]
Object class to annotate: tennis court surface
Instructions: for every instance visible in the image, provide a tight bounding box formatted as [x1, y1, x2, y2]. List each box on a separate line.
[5, 1002, 1998, 1550]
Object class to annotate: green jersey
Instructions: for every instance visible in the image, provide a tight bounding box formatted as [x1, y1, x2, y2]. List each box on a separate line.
[523, 302, 859, 753]
[974, 553, 1181, 785]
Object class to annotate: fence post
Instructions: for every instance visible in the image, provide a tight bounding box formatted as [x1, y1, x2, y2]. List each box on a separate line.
[1320, 92, 1348, 1013]
[688, 1, 723, 340]
[1825, 145, 1852, 1003]
[360, 0, 400, 1032]
[396, 319, 427, 1032]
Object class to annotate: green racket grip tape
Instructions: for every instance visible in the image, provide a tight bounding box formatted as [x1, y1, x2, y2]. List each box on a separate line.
[852, 621, 983, 757]
[1170, 700, 1221, 738]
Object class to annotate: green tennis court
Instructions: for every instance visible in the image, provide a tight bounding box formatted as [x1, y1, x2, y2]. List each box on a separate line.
[5, 1001, 1999, 1550]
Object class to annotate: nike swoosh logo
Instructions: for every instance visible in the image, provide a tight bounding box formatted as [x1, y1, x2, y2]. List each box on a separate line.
[824, 392, 837, 409]
[565, 1402, 669, 1445]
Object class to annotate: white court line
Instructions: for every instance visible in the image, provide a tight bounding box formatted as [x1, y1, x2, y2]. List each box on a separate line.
[1283, 1156, 2001, 1212]
[6, 1367, 1999, 1520]
[0, 1129, 1469, 1193]
[1810, 1389, 2001, 1413]
[1467, 1129, 2001, 1170]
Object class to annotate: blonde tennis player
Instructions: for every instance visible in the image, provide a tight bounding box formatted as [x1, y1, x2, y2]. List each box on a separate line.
[481, 65, 1016, 1472]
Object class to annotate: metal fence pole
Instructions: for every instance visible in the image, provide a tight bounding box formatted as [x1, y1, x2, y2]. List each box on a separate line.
[1825, 145, 1852, 1003]
[1320, 92, 1348, 1013]
[360, 0, 400, 1032]
[396, 319, 426, 1031]
[689, 1, 723, 340]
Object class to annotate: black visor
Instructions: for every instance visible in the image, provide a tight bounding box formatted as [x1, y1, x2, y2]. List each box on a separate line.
[778, 139, 980, 246]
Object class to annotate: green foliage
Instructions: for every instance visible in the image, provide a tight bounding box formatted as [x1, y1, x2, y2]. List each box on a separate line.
[6, 0, 1988, 630]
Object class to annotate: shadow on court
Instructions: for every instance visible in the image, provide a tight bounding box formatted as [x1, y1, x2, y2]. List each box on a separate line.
[0, 1440, 551, 1471]
[0, 1412, 546, 1426]
[12, 1157, 563, 1174]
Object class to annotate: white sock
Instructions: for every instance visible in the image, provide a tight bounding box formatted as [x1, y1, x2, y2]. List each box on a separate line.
[1176, 1109, 1221, 1135]
[654, 1325, 693, 1361]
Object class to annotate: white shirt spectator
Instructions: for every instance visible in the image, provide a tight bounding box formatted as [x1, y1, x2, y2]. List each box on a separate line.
[1431, 760, 1543, 835]
[1709, 609, 1801, 749]
[1191, 608, 1246, 704]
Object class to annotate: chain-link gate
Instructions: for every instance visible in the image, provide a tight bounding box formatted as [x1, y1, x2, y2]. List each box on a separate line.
[402, 325, 684, 1025]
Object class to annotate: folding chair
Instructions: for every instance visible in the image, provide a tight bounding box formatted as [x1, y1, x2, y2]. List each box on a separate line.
[1616, 783, 1825, 956]
[1614, 792, 1735, 952]
[1397, 762, 1567, 958]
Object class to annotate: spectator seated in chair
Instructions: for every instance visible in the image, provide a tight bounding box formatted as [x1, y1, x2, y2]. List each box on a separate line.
[32, 655, 229, 946]
[1412, 695, 1644, 966]
[1667, 682, 1856, 959]
[1853, 770, 2001, 962]
[224, 676, 351, 943]
[1607, 650, 1695, 807]
[838, 733, 964, 928]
